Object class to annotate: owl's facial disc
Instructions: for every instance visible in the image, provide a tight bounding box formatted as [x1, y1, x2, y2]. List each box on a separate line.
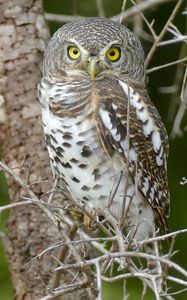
[64, 41, 124, 79]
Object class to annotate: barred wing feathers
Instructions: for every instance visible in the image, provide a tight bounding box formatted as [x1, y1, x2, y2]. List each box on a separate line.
[95, 77, 170, 232]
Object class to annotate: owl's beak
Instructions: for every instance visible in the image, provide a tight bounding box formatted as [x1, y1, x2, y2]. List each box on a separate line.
[86, 57, 101, 79]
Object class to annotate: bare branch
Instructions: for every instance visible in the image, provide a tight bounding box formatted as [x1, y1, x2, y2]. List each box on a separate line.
[0, 161, 61, 228]
[119, 0, 127, 24]
[1, 148, 187, 299]
[96, 262, 102, 300]
[145, 0, 184, 67]
[171, 68, 187, 138]
[55, 251, 187, 278]
[158, 35, 187, 46]
[37, 279, 88, 300]
[44, 0, 174, 24]
[112, 0, 174, 22]
[95, 0, 105, 18]
[146, 56, 187, 74]
[44, 13, 82, 24]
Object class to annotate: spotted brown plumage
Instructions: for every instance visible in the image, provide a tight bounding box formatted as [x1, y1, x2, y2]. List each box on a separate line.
[38, 17, 170, 240]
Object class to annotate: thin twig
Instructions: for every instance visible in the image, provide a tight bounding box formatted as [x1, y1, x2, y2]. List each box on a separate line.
[55, 251, 187, 278]
[120, 0, 127, 24]
[168, 43, 187, 121]
[50, 225, 78, 289]
[0, 161, 61, 228]
[147, 56, 187, 74]
[96, 262, 102, 300]
[112, 0, 174, 22]
[170, 69, 187, 138]
[145, 0, 184, 67]
[158, 35, 187, 46]
[152, 278, 161, 300]
[129, 0, 157, 39]
[37, 279, 88, 300]
[95, 0, 105, 18]
[44, 13, 82, 23]
[123, 279, 129, 300]
[167, 276, 187, 287]
[44, 0, 174, 24]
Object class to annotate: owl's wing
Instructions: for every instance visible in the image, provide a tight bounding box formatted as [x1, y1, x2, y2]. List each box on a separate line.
[95, 77, 170, 232]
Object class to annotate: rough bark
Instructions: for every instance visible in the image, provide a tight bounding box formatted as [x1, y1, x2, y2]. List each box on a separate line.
[0, 1, 89, 299]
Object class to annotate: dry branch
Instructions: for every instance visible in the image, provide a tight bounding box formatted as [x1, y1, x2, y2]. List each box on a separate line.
[1, 159, 187, 299]
[44, 0, 174, 24]
[145, 0, 184, 67]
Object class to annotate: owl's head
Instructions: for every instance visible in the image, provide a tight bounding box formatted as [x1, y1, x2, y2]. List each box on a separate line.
[44, 18, 145, 83]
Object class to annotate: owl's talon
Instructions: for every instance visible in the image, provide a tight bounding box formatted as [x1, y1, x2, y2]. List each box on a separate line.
[83, 208, 97, 231]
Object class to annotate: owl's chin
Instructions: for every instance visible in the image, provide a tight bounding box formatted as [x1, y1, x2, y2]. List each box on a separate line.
[65, 69, 88, 78]
[64, 69, 119, 82]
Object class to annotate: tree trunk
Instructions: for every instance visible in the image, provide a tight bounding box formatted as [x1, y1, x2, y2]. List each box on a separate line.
[0, 1, 89, 299]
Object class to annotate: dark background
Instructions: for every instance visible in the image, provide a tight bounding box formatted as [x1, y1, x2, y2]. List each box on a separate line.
[0, 1, 186, 299]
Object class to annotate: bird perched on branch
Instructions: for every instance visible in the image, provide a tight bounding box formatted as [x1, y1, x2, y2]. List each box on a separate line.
[38, 17, 170, 241]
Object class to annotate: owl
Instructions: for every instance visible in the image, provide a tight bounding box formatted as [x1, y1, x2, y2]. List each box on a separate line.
[38, 17, 170, 241]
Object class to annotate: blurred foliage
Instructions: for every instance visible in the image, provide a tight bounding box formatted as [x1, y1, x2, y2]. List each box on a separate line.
[0, 0, 186, 299]
[0, 170, 13, 299]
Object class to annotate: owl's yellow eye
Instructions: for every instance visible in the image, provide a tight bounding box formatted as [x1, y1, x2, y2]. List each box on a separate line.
[106, 47, 121, 62]
[68, 46, 81, 59]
